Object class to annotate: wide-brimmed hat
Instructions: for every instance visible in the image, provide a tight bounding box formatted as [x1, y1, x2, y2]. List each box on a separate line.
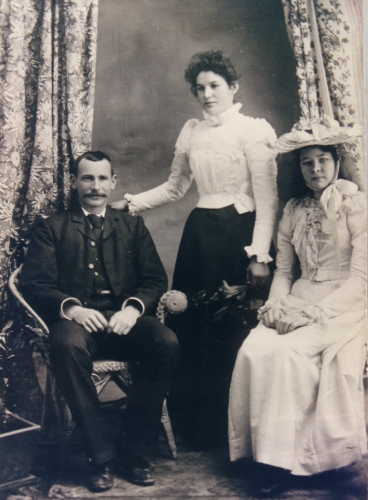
[275, 116, 363, 153]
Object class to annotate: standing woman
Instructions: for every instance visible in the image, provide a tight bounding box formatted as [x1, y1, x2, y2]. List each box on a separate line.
[228, 117, 366, 494]
[111, 51, 278, 447]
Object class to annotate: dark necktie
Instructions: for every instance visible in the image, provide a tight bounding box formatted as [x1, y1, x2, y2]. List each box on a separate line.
[87, 214, 104, 230]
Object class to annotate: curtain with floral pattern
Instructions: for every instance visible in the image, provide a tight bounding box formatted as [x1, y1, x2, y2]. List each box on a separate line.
[0, 0, 98, 308]
[281, 0, 364, 189]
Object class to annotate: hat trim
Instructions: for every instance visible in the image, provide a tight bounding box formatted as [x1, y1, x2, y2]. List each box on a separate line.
[275, 120, 362, 153]
[275, 132, 360, 152]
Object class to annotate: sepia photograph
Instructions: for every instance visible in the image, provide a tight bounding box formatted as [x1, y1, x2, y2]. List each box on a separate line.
[0, 0, 366, 498]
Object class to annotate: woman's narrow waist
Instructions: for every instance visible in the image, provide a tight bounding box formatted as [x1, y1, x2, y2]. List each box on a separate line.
[301, 269, 351, 281]
[196, 192, 254, 213]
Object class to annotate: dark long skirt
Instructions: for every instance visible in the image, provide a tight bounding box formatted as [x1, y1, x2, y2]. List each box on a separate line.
[168, 205, 273, 449]
[172, 205, 256, 298]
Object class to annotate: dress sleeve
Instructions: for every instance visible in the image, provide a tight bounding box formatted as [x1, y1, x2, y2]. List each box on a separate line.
[268, 200, 298, 300]
[243, 118, 278, 263]
[317, 210, 366, 318]
[125, 119, 198, 213]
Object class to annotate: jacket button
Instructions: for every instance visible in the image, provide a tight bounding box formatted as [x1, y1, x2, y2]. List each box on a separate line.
[88, 263, 94, 269]
[90, 241, 96, 247]
[94, 272, 99, 276]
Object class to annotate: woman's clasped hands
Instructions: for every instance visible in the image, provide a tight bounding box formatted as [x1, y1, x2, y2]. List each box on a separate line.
[259, 300, 324, 335]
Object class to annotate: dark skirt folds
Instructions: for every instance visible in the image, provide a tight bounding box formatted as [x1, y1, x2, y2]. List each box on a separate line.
[168, 205, 274, 448]
[172, 205, 256, 298]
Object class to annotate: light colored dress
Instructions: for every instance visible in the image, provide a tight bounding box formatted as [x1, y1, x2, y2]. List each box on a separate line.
[228, 183, 367, 475]
[125, 103, 277, 264]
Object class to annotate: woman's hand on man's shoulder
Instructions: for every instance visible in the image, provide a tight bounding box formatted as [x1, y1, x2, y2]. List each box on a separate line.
[109, 199, 129, 211]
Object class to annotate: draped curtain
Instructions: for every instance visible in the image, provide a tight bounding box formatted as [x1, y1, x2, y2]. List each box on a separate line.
[0, 0, 98, 309]
[281, 0, 364, 189]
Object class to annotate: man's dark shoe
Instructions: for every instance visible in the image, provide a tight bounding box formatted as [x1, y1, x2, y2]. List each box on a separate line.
[87, 463, 114, 492]
[117, 454, 155, 486]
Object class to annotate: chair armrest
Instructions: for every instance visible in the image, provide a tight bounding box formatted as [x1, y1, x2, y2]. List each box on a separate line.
[156, 291, 188, 324]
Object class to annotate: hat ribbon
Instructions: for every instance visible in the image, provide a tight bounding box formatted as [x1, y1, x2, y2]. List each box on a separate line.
[319, 179, 358, 275]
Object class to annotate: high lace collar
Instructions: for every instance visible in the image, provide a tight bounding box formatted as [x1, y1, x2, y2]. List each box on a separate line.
[203, 102, 242, 127]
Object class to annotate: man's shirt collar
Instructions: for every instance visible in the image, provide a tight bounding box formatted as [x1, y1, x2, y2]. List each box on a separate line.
[81, 207, 106, 217]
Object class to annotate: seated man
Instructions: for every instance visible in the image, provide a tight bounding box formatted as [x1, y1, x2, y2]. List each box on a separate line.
[20, 151, 179, 492]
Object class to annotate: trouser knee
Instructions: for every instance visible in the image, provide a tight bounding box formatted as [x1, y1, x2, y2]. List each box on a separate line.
[134, 318, 179, 378]
[49, 320, 93, 368]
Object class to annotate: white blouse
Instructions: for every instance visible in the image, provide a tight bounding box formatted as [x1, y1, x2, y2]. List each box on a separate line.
[126, 103, 278, 263]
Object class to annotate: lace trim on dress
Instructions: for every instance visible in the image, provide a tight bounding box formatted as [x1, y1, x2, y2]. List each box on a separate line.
[300, 304, 328, 325]
[288, 198, 324, 261]
[203, 102, 242, 127]
[244, 246, 273, 264]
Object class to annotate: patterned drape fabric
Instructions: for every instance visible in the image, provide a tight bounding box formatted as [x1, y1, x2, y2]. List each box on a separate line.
[281, 0, 364, 188]
[0, 0, 98, 305]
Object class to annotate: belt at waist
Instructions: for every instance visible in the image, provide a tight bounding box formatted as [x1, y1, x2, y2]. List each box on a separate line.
[302, 268, 351, 281]
[196, 192, 255, 214]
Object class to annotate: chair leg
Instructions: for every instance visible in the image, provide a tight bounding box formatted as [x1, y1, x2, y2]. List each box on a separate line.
[32, 371, 62, 477]
[113, 372, 177, 458]
[38, 371, 75, 475]
[111, 371, 133, 396]
[161, 399, 177, 459]
[93, 372, 112, 397]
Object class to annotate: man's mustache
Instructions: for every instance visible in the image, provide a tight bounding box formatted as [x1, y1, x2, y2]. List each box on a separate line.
[84, 192, 107, 197]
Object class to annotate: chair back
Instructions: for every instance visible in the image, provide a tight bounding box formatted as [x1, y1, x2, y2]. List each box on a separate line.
[8, 265, 49, 335]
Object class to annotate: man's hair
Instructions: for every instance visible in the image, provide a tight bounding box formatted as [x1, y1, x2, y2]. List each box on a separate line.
[73, 151, 114, 176]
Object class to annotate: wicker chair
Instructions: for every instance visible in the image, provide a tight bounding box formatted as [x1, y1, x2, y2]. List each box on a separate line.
[8, 265, 187, 467]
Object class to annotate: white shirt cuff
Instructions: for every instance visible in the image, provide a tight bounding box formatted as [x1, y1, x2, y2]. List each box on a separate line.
[244, 246, 273, 264]
[122, 297, 145, 316]
[61, 298, 83, 320]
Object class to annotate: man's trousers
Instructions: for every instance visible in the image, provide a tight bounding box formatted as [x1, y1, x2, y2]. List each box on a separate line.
[49, 316, 179, 465]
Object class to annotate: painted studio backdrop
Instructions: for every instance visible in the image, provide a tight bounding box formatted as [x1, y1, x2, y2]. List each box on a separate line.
[92, 0, 299, 282]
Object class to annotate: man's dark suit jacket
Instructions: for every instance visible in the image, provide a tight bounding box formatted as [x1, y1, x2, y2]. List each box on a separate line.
[20, 206, 168, 326]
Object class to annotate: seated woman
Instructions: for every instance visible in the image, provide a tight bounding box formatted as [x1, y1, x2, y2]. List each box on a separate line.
[228, 117, 366, 494]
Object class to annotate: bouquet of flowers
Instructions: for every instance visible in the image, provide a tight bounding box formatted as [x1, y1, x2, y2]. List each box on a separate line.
[193, 280, 264, 325]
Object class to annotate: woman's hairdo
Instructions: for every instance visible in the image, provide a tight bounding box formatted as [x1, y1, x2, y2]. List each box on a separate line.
[185, 51, 238, 96]
[281, 145, 340, 200]
[294, 145, 339, 165]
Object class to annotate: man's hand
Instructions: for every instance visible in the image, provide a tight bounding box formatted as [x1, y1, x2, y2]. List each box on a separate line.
[64, 305, 107, 333]
[109, 199, 129, 211]
[106, 306, 141, 335]
[246, 257, 270, 288]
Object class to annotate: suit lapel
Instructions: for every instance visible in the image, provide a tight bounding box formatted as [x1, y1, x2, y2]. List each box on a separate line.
[102, 207, 128, 295]
[103, 206, 118, 240]
[72, 206, 118, 240]
[72, 207, 95, 240]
